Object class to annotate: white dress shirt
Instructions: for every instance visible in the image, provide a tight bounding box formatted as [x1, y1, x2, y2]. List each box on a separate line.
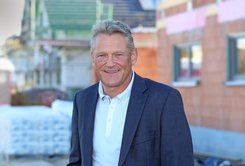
[92, 72, 135, 166]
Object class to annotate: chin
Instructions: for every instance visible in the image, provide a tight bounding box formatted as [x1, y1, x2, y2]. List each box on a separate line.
[103, 81, 120, 87]
[102, 76, 122, 85]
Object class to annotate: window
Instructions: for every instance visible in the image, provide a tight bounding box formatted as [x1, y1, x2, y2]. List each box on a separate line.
[226, 35, 245, 85]
[173, 42, 202, 86]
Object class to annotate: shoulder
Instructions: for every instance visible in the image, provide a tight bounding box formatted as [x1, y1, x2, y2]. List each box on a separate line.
[136, 75, 181, 98]
[144, 78, 172, 91]
[138, 77, 184, 111]
[75, 82, 99, 99]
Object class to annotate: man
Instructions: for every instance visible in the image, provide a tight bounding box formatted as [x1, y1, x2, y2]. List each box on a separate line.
[67, 20, 194, 166]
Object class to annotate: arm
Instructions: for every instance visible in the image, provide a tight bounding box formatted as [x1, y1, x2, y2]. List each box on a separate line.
[67, 94, 82, 166]
[161, 89, 194, 166]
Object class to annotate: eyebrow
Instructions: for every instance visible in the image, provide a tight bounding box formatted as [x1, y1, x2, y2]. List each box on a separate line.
[94, 50, 126, 54]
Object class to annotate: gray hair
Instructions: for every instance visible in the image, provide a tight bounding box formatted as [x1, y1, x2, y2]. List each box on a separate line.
[90, 20, 135, 53]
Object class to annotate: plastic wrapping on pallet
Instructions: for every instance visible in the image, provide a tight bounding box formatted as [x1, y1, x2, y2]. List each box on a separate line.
[51, 100, 73, 118]
[0, 105, 71, 156]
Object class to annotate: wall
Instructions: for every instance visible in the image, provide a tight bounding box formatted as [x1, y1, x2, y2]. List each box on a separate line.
[62, 47, 92, 89]
[157, 0, 245, 132]
[0, 71, 11, 105]
[133, 31, 157, 81]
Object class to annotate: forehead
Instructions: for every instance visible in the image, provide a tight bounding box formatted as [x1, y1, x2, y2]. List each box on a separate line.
[94, 33, 127, 46]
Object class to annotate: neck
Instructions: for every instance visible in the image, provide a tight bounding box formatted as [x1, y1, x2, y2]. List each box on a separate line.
[103, 87, 122, 98]
[103, 73, 133, 98]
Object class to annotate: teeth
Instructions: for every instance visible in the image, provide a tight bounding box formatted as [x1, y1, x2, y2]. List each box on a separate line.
[105, 70, 118, 73]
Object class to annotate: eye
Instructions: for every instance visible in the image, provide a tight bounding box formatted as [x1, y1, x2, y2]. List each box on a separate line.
[96, 54, 106, 58]
[95, 54, 107, 62]
[116, 53, 123, 56]
[95, 54, 107, 60]
[114, 52, 124, 57]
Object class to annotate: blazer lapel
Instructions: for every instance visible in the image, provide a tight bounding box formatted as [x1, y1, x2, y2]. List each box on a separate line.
[118, 74, 148, 166]
[82, 84, 99, 165]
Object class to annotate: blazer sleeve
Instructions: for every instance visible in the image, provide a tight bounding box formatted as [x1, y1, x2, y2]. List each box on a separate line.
[161, 89, 194, 166]
[67, 94, 82, 166]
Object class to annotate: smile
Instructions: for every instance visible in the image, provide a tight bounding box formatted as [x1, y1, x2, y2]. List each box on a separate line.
[104, 69, 119, 74]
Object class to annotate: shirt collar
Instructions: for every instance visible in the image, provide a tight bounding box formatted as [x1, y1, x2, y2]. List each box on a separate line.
[98, 71, 135, 101]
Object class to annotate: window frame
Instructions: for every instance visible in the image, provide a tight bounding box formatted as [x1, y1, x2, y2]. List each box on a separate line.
[172, 42, 202, 87]
[225, 33, 245, 86]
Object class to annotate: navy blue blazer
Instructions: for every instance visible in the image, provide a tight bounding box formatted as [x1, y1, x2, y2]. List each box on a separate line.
[67, 73, 194, 166]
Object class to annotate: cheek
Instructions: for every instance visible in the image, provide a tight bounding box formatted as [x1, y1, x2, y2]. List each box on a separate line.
[93, 61, 105, 70]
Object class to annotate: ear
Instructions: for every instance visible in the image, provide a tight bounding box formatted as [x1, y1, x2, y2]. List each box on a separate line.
[131, 48, 138, 65]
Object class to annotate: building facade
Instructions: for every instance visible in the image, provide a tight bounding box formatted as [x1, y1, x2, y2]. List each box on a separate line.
[156, 0, 245, 160]
[132, 28, 157, 81]
[157, 0, 245, 132]
[0, 57, 14, 105]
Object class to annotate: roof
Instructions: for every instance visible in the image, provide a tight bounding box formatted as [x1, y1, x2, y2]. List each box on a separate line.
[101, 0, 156, 28]
[34, 0, 155, 40]
[42, 0, 113, 31]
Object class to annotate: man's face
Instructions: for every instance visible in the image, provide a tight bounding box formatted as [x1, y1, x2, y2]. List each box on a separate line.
[91, 33, 137, 95]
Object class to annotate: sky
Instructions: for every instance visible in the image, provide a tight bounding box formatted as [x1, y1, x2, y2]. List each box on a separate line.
[0, 0, 25, 46]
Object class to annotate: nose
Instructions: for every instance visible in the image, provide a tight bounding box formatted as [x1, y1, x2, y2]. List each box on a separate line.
[105, 55, 115, 66]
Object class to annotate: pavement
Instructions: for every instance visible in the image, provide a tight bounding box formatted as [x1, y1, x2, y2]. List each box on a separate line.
[0, 155, 244, 166]
[0, 157, 200, 166]
[0, 155, 68, 166]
